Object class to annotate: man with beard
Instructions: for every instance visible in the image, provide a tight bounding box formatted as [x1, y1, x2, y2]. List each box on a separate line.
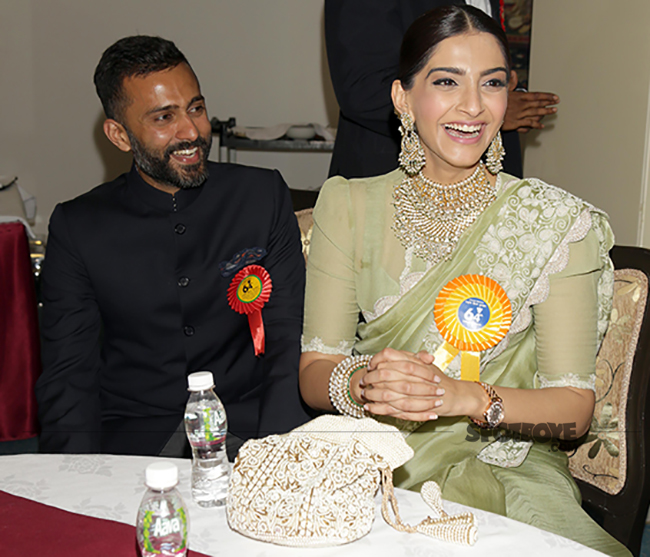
[36, 36, 311, 457]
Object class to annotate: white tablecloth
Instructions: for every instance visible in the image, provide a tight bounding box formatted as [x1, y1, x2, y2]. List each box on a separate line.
[0, 454, 604, 556]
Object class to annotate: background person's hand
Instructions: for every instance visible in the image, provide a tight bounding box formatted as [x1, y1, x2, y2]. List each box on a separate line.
[503, 71, 559, 133]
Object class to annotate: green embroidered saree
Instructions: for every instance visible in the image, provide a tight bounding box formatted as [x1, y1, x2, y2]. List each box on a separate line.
[303, 169, 630, 556]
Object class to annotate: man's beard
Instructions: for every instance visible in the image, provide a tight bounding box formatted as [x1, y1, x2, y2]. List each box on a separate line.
[126, 129, 212, 189]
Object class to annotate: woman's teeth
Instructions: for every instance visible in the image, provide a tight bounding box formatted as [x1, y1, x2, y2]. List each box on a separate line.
[444, 123, 482, 137]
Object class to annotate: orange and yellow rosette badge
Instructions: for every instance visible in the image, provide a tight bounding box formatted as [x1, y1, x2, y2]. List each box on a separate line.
[227, 265, 272, 356]
[433, 274, 511, 381]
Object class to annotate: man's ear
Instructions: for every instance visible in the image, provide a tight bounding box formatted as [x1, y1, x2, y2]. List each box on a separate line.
[103, 119, 132, 152]
[391, 79, 412, 118]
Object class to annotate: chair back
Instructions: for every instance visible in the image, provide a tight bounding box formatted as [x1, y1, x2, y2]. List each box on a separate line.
[565, 245, 650, 556]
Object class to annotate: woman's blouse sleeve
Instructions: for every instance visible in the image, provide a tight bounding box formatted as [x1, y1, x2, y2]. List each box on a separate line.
[301, 177, 360, 355]
[532, 225, 614, 391]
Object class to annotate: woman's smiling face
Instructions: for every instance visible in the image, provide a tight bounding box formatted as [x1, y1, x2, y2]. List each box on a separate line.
[393, 31, 509, 183]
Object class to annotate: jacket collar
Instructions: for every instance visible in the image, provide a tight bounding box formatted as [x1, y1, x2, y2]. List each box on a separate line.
[127, 164, 203, 213]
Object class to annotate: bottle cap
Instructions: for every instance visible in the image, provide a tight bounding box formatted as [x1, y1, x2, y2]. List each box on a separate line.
[187, 371, 215, 391]
[145, 461, 179, 490]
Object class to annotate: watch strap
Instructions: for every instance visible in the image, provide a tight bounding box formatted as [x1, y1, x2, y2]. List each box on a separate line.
[470, 381, 504, 429]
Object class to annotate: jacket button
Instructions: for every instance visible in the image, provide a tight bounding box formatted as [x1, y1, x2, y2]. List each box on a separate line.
[184, 326, 195, 336]
[175, 223, 186, 235]
[178, 276, 190, 287]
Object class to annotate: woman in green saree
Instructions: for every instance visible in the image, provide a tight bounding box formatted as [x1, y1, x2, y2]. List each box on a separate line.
[299, 5, 630, 557]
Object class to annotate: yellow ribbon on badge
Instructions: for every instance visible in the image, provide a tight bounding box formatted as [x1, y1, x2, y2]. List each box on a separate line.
[433, 274, 511, 381]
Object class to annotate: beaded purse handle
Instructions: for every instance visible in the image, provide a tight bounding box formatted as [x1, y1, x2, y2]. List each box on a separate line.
[380, 468, 478, 546]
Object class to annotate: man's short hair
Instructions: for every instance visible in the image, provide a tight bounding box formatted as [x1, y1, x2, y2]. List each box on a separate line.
[94, 35, 190, 121]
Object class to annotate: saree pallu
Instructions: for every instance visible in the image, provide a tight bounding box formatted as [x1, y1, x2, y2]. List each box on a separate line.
[303, 170, 629, 556]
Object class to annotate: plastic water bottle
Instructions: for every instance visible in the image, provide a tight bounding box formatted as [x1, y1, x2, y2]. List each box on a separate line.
[184, 371, 229, 507]
[136, 462, 188, 557]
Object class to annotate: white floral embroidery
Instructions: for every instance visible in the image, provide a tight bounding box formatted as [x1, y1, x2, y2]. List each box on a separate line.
[510, 209, 592, 335]
[536, 372, 596, 392]
[477, 437, 533, 468]
[468, 182, 613, 467]
[591, 212, 615, 344]
[474, 181, 613, 354]
[475, 180, 584, 318]
[301, 335, 354, 355]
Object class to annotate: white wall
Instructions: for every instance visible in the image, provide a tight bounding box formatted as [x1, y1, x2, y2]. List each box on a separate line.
[0, 0, 336, 235]
[523, 0, 650, 247]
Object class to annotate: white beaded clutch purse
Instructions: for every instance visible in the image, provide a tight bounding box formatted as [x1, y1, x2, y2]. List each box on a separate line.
[226, 415, 477, 547]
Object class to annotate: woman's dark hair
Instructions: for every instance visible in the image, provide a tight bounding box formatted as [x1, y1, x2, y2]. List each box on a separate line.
[398, 5, 512, 90]
[93, 35, 190, 121]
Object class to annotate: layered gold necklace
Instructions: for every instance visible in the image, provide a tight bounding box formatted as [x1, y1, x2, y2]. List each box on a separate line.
[392, 162, 496, 265]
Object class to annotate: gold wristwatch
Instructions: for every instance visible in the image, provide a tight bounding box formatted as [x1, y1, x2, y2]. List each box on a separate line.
[471, 382, 504, 429]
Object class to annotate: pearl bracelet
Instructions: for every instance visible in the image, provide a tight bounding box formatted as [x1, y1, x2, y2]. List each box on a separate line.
[328, 355, 373, 419]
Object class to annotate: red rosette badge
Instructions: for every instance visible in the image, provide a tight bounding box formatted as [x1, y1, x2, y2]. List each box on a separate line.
[227, 265, 272, 356]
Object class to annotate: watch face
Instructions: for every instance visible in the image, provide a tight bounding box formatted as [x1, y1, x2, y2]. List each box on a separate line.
[486, 401, 505, 427]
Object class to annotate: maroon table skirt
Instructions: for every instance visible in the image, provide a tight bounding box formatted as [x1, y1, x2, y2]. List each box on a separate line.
[0, 490, 209, 556]
[0, 222, 41, 440]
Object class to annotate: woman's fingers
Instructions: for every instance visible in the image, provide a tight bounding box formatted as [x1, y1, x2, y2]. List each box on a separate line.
[364, 400, 441, 422]
[415, 351, 434, 364]
[362, 387, 444, 411]
[363, 359, 442, 387]
[368, 347, 430, 370]
[362, 379, 444, 400]
[359, 349, 454, 420]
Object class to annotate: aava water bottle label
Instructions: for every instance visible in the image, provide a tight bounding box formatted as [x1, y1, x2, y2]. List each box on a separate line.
[141, 508, 188, 555]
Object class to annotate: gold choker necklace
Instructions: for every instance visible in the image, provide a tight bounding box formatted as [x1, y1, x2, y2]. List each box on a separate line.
[392, 163, 496, 265]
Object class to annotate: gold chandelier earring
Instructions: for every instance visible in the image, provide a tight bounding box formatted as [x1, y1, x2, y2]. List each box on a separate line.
[485, 131, 505, 175]
[398, 112, 426, 176]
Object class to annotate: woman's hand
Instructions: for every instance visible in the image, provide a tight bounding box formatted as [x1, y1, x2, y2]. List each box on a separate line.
[359, 348, 485, 421]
